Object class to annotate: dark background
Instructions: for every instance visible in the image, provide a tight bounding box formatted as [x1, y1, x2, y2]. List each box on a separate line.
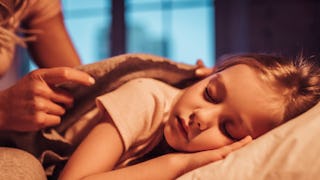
[215, 0, 320, 59]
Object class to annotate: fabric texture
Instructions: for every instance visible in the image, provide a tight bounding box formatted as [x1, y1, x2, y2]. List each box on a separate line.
[0, 147, 46, 180]
[96, 78, 180, 168]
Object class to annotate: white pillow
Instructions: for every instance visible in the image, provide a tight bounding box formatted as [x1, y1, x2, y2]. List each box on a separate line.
[178, 102, 320, 180]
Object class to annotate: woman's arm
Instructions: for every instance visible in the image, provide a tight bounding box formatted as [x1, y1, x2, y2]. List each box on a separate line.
[26, 12, 81, 68]
[59, 111, 251, 180]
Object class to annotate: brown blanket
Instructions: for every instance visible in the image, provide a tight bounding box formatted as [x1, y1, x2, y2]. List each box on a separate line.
[0, 53, 200, 175]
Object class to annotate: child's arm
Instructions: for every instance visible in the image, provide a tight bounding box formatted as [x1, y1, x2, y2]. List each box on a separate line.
[82, 136, 251, 180]
[59, 112, 251, 180]
[58, 113, 124, 180]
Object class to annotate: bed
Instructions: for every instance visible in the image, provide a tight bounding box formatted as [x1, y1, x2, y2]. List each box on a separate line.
[3, 53, 320, 179]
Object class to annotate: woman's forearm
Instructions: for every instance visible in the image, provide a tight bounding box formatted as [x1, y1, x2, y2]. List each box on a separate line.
[27, 13, 81, 68]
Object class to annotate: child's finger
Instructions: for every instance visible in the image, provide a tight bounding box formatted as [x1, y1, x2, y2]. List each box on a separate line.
[217, 136, 252, 158]
[229, 136, 252, 151]
[226, 136, 252, 151]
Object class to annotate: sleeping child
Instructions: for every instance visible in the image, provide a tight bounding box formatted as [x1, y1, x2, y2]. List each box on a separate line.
[59, 53, 320, 180]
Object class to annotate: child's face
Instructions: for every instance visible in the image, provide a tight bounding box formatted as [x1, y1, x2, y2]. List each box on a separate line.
[164, 64, 284, 152]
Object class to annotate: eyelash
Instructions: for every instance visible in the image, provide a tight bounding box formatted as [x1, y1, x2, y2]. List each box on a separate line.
[220, 122, 237, 141]
[205, 87, 219, 104]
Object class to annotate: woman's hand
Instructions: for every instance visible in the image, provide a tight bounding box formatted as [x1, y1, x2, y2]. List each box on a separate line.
[194, 59, 215, 77]
[0, 67, 95, 132]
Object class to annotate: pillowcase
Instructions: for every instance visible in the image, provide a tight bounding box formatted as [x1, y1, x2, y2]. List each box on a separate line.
[178, 102, 320, 180]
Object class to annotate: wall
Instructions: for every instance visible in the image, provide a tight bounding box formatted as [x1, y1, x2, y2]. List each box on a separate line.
[215, 0, 320, 59]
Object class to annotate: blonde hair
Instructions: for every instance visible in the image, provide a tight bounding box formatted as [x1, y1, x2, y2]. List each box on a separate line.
[215, 53, 320, 123]
[0, 0, 25, 25]
[0, 0, 34, 49]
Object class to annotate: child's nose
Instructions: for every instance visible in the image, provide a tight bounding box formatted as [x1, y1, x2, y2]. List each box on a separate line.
[189, 108, 218, 131]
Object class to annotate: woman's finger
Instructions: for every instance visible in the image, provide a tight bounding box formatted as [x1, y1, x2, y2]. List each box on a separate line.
[196, 59, 205, 67]
[194, 59, 214, 77]
[42, 113, 62, 127]
[195, 67, 214, 77]
[30, 67, 95, 87]
[18, 111, 62, 130]
[27, 96, 66, 116]
[27, 80, 74, 108]
[50, 88, 74, 108]
[41, 97, 66, 115]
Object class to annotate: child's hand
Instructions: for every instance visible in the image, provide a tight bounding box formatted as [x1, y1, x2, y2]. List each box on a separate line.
[181, 136, 252, 174]
[195, 59, 215, 77]
[205, 135, 252, 161]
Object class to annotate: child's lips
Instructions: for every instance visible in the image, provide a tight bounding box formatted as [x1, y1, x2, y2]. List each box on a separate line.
[177, 116, 189, 140]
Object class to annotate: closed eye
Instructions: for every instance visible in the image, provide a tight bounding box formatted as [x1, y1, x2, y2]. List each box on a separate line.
[220, 122, 237, 141]
[204, 87, 219, 104]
